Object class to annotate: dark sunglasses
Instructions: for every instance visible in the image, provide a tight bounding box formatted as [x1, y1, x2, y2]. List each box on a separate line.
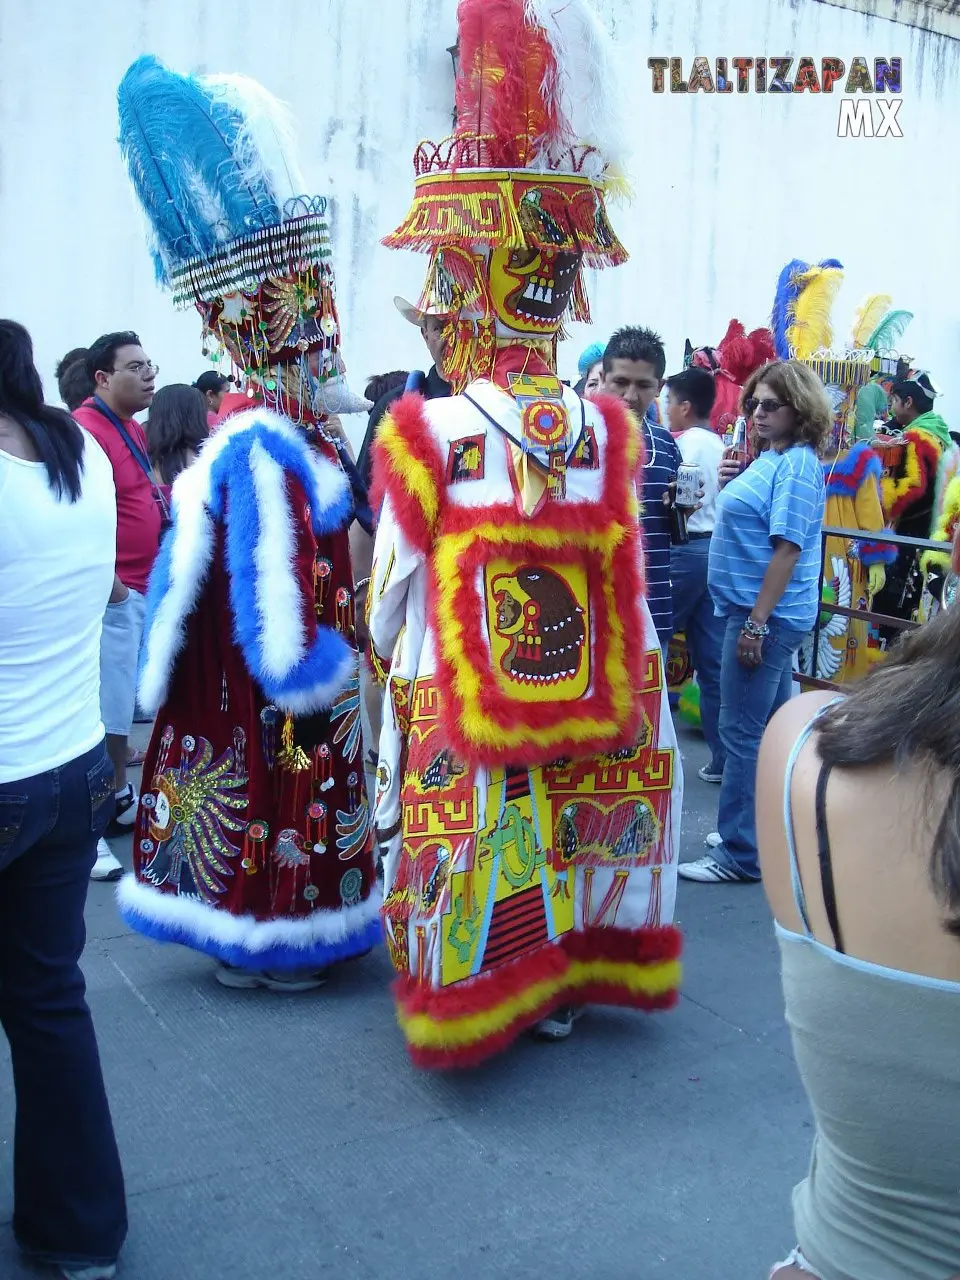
[744, 396, 787, 415]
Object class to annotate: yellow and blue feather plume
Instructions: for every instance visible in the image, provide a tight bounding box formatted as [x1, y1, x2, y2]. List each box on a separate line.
[771, 258, 844, 360]
[771, 259, 809, 359]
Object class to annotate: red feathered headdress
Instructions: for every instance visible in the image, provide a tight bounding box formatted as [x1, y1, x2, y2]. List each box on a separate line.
[716, 320, 776, 384]
[686, 320, 777, 436]
[382, 0, 630, 391]
[453, 0, 561, 169]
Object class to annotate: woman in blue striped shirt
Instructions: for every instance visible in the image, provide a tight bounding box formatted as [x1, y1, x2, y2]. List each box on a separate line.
[680, 361, 830, 883]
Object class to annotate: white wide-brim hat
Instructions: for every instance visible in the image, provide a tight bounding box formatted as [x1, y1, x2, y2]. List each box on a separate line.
[393, 295, 453, 327]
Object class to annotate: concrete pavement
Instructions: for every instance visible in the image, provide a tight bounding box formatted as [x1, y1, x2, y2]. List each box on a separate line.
[0, 724, 812, 1279]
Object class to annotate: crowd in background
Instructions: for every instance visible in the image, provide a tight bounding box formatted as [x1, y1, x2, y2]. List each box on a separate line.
[1, 312, 959, 1280]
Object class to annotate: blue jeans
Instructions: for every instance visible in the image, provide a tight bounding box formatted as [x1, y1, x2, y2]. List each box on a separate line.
[671, 538, 725, 770]
[0, 741, 127, 1269]
[714, 614, 805, 879]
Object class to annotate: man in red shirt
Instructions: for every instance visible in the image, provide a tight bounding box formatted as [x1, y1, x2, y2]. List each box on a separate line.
[73, 332, 161, 881]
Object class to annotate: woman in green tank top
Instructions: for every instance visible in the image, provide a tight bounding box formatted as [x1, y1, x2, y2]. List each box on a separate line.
[757, 527, 960, 1280]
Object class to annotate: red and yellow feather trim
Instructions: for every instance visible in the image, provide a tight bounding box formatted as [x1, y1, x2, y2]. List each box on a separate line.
[431, 395, 647, 768]
[920, 474, 960, 575]
[372, 390, 651, 767]
[394, 925, 682, 1069]
[429, 519, 648, 767]
[370, 393, 445, 553]
[881, 429, 942, 525]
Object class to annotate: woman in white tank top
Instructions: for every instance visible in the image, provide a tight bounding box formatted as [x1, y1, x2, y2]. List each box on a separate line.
[0, 320, 127, 1279]
[757, 528, 960, 1280]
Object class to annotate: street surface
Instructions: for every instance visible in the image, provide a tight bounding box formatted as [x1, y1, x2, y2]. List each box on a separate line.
[1, 723, 812, 1280]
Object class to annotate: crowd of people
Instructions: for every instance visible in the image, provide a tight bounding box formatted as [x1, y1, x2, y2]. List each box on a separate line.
[1, 5, 958, 1280]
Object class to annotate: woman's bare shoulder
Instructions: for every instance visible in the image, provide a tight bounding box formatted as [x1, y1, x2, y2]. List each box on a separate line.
[757, 691, 838, 933]
[759, 691, 838, 781]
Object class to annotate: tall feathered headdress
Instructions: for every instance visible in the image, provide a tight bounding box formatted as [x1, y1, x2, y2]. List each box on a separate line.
[117, 56, 368, 416]
[772, 260, 916, 451]
[383, 0, 629, 390]
[771, 258, 845, 361]
[864, 307, 914, 355]
[683, 320, 776, 435]
[682, 320, 774, 434]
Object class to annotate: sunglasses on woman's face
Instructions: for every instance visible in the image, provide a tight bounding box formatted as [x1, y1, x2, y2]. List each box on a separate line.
[744, 396, 787, 415]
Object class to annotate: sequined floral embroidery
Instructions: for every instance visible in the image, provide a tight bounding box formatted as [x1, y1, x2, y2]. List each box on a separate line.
[141, 737, 247, 903]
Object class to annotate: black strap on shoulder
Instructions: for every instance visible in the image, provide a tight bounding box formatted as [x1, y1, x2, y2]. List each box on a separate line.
[814, 761, 844, 954]
[88, 397, 171, 526]
[89, 396, 154, 480]
[462, 391, 521, 448]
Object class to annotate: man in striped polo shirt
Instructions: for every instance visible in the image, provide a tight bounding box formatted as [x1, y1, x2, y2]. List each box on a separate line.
[602, 327, 681, 666]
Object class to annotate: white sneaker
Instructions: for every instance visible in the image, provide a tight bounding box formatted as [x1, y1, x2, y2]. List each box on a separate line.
[705, 831, 723, 848]
[214, 962, 328, 992]
[91, 839, 124, 883]
[60, 1265, 117, 1280]
[532, 1006, 584, 1040]
[678, 855, 752, 883]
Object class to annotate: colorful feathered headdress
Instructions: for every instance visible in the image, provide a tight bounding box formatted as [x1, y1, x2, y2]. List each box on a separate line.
[716, 320, 776, 385]
[771, 259, 915, 451]
[117, 55, 367, 418]
[771, 258, 845, 361]
[686, 320, 776, 383]
[683, 320, 776, 435]
[383, 0, 629, 391]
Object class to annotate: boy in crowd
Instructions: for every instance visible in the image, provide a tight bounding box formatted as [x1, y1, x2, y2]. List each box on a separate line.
[602, 327, 681, 662]
[664, 366, 726, 782]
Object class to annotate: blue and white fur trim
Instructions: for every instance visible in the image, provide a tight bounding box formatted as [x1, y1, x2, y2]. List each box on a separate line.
[138, 407, 355, 718]
[116, 874, 382, 972]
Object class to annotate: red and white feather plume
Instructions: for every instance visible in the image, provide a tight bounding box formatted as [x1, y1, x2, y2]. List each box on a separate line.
[452, 0, 626, 188]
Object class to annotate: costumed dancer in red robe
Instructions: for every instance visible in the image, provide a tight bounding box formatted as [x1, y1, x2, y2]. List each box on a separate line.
[113, 57, 379, 990]
[367, 0, 683, 1068]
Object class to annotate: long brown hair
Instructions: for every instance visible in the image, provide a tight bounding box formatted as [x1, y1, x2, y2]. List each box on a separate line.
[147, 383, 209, 486]
[741, 360, 834, 453]
[816, 602, 960, 935]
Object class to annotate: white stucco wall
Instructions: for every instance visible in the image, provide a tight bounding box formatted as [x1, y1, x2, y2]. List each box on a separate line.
[1, 0, 958, 432]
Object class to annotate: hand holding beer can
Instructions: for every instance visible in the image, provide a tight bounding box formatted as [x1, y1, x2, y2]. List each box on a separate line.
[675, 462, 702, 509]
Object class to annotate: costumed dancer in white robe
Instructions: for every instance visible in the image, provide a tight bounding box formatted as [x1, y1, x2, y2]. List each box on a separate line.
[367, 0, 683, 1068]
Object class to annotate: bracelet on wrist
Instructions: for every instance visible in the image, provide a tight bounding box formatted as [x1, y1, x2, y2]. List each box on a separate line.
[741, 618, 769, 639]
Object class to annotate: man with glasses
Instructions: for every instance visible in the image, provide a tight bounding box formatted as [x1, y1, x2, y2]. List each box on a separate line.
[73, 332, 161, 881]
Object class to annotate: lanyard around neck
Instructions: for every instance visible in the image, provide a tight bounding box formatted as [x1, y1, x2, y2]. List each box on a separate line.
[91, 396, 152, 478]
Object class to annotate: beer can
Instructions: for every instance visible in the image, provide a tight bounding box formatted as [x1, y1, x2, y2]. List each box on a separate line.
[675, 463, 702, 509]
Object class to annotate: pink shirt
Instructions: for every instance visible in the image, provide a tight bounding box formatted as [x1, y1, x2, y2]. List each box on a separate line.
[73, 399, 162, 593]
